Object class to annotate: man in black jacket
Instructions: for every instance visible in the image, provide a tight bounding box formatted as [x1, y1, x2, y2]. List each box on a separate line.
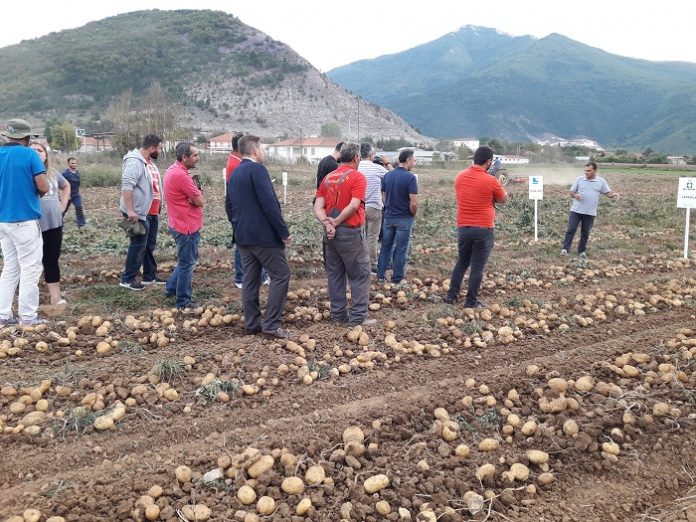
[226, 135, 292, 339]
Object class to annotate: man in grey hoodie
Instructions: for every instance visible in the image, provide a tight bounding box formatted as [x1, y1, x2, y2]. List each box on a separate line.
[119, 134, 164, 290]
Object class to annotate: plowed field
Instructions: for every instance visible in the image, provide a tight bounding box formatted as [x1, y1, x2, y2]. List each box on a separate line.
[1, 165, 694, 522]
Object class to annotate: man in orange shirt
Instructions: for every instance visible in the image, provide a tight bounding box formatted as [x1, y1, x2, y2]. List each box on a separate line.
[314, 142, 374, 326]
[444, 146, 507, 307]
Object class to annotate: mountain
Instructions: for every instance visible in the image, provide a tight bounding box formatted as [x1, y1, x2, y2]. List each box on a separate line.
[0, 10, 425, 143]
[328, 26, 696, 152]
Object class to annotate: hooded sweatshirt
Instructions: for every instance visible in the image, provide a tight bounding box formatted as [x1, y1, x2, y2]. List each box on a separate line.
[119, 149, 162, 221]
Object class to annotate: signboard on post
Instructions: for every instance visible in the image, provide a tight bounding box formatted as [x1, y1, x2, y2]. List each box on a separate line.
[282, 171, 288, 205]
[677, 177, 696, 208]
[528, 176, 543, 241]
[528, 175, 543, 200]
[677, 177, 696, 259]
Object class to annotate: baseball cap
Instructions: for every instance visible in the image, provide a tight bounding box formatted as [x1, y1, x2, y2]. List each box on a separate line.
[1, 118, 39, 139]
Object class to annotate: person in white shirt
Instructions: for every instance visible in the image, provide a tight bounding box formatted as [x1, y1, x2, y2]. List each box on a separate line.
[357, 143, 392, 272]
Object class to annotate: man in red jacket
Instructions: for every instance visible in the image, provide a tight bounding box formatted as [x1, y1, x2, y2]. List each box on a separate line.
[444, 146, 507, 308]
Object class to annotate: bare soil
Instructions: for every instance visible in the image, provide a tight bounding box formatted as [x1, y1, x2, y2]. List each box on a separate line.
[0, 166, 694, 522]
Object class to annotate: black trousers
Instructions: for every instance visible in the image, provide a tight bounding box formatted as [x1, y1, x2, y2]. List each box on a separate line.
[42, 226, 63, 283]
[562, 211, 595, 254]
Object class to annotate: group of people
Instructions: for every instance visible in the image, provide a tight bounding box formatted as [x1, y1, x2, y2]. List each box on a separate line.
[0, 116, 619, 332]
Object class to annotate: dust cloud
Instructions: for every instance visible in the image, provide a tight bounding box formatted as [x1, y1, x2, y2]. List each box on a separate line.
[512, 166, 583, 186]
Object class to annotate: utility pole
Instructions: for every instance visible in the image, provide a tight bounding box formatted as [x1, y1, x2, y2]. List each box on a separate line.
[357, 97, 360, 141]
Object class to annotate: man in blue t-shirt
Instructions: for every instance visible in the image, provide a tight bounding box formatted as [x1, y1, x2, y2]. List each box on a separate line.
[376, 148, 419, 285]
[561, 161, 619, 258]
[0, 118, 50, 326]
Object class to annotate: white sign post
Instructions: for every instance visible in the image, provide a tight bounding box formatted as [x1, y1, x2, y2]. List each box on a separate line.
[222, 168, 227, 195]
[677, 177, 696, 259]
[282, 171, 288, 205]
[528, 175, 544, 241]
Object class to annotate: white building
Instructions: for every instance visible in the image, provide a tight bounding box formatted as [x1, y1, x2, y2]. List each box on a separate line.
[267, 137, 340, 165]
[452, 138, 480, 151]
[495, 155, 529, 165]
[208, 131, 234, 154]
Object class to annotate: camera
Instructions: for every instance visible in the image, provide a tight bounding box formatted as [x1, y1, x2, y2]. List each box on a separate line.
[373, 155, 385, 166]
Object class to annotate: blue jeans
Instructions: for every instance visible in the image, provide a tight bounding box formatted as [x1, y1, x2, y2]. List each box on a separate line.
[63, 194, 86, 227]
[447, 227, 495, 306]
[166, 229, 200, 308]
[234, 246, 267, 285]
[121, 214, 159, 283]
[377, 216, 414, 283]
[562, 211, 595, 254]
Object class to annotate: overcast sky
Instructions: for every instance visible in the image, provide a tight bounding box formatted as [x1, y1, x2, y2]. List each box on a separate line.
[3, 0, 696, 71]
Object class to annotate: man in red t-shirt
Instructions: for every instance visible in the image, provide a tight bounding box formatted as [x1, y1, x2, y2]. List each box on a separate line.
[314, 142, 374, 326]
[444, 146, 507, 307]
[163, 142, 203, 310]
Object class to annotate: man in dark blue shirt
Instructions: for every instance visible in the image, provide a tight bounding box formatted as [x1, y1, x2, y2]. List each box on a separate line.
[62, 157, 87, 228]
[226, 135, 292, 339]
[377, 149, 419, 285]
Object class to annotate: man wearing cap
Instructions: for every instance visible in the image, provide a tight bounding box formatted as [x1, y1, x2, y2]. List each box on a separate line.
[0, 118, 50, 326]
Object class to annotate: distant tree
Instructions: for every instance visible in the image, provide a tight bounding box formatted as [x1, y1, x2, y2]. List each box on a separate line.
[195, 135, 209, 145]
[487, 139, 504, 154]
[320, 121, 341, 137]
[48, 121, 79, 152]
[106, 88, 139, 154]
[142, 81, 177, 140]
[455, 145, 472, 160]
[642, 147, 654, 156]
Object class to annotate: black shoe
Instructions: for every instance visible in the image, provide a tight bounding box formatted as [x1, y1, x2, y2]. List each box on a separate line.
[348, 318, 377, 327]
[177, 301, 201, 312]
[443, 295, 457, 304]
[119, 281, 145, 291]
[262, 327, 290, 339]
[143, 277, 166, 286]
[245, 327, 262, 335]
[466, 299, 488, 309]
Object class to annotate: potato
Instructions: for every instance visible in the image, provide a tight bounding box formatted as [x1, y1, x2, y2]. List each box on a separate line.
[375, 500, 391, 515]
[305, 464, 326, 485]
[175, 465, 192, 483]
[537, 472, 555, 485]
[247, 455, 274, 478]
[455, 444, 470, 458]
[526, 450, 549, 465]
[574, 375, 594, 392]
[441, 420, 459, 441]
[521, 420, 537, 436]
[602, 442, 620, 455]
[256, 496, 275, 515]
[364, 474, 389, 494]
[96, 341, 112, 355]
[181, 505, 211, 521]
[563, 419, 579, 436]
[148, 485, 163, 498]
[281, 476, 305, 495]
[478, 438, 500, 452]
[506, 463, 530, 481]
[47, 517, 67, 522]
[94, 415, 114, 431]
[475, 463, 496, 481]
[23, 510, 42, 522]
[342, 425, 365, 444]
[652, 402, 670, 416]
[433, 407, 450, 421]
[145, 504, 160, 521]
[547, 378, 568, 393]
[296, 498, 312, 515]
[237, 484, 257, 505]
